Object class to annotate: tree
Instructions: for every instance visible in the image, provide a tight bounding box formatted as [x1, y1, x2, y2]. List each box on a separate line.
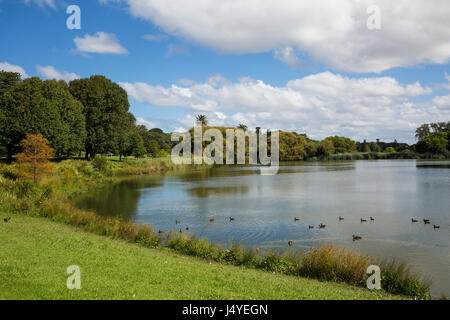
[324, 136, 357, 154]
[196, 114, 208, 126]
[15, 133, 54, 183]
[369, 142, 381, 152]
[128, 131, 147, 158]
[385, 147, 396, 153]
[0, 71, 21, 95]
[0, 77, 86, 159]
[416, 132, 448, 154]
[317, 139, 335, 156]
[237, 124, 248, 131]
[69, 75, 131, 159]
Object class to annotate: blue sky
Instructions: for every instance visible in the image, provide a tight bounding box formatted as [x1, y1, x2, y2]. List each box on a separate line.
[1, 0, 449, 143]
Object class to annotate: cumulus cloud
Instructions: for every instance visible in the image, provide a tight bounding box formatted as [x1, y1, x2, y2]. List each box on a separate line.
[274, 47, 305, 69]
[36, 65, 80, 82]
[119, 72, 449, 142]
[0, 62, 29, 78]
[74, 32, 128, 55]
[108, 0, 450, 73]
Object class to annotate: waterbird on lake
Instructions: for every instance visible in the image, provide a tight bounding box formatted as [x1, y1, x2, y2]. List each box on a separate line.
[309, 225, 314, 229]
[294, 217, 300, 222]
[229, 217, 235, 221]
[3, 217, 11, 223]
[288, 241, 293, 247]
[319, 223, 326, 229]
[209, 218, 215, 223]
[339, 216, 344, 221]
[352, 235, 362, 241]
[424, 219, 431, 224]
[433, 225, 440, 229]
[370, 217, 375, 221]
[158, 230, 164, 234]
[185, 227, 189, 231]
[361, 218, 367, 223]
[412, 218, 418, 223]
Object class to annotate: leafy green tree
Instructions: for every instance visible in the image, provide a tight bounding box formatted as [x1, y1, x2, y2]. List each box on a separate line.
[369, 142, 381, 152]
[324, 136, 357, 154]
[317, 139, 335, 156]
[0, 71, 21, 95]
[128, 131, 147, 158]
[69, 75, 131, 159]
[416, 132, 448, 154]
[385, 147, 396, 153]
[0, 77, 86, 159]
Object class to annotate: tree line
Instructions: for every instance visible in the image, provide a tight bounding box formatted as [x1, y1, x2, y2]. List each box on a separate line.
[1, 70, 448, 162]
[0, 71, 172, 160]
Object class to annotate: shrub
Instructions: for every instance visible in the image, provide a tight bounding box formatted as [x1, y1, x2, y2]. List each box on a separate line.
[92, 156, 111, 173]
[300, 245, 373, 285]
[0, 164, 19, 180]
[13, 180, 38, 199]
[380, 260, 430, 299]
[135, 224, 160, 248]
[261, 253, 299, 275]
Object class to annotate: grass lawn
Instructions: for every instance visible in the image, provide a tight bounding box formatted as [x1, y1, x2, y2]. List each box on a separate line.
[0, 214, 404, 300]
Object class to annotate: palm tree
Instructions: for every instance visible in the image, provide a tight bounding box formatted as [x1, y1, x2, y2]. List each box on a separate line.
[196, 114, 208, 126]
[237, 124, 248, 131]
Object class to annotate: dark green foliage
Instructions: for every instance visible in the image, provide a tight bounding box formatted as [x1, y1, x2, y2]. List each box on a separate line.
[136, 125, 173, 156]
[0, 77, 86, 158]
[0, 71, 21, 95]
[69, 75, 132, 159]
[415, 132, 448, 154]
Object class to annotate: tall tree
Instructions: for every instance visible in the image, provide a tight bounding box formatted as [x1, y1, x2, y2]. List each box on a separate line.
[0, 77, 85, 159]
[69, 75, 131, 159]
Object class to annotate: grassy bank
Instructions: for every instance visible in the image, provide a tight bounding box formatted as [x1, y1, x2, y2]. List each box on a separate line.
[0, 214, 403, 300]
[0, 157, 431, 299]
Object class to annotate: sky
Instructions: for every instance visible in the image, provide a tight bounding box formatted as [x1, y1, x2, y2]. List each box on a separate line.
[1, 0, 449, 143]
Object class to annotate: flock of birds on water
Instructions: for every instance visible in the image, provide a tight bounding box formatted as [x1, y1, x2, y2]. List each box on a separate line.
[3, 214, 441, 249]
[153, 214, 442, 249]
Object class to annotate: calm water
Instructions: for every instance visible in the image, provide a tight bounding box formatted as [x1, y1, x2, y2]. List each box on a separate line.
[76, 160, 450, 297]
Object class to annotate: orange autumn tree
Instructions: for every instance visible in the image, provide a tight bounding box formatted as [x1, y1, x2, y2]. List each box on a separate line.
[16, 133, 54, 183]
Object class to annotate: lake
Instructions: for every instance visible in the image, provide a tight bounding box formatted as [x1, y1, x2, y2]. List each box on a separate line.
[76, 160, 450, 297]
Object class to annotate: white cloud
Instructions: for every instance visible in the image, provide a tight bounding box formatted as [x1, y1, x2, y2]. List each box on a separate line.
[110, 0, 450, 73]
[74, 32, 128, 55]
[36, 65, 80, 82]
[120, 72, 448, 142]
[274, 47, 304, 69]
[22, 0, 55, 9]
[136, 117, 156, 129]
[0, 62, 29, 78]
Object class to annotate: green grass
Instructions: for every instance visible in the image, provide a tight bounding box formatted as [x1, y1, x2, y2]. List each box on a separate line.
[0, 214, 404, 300]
